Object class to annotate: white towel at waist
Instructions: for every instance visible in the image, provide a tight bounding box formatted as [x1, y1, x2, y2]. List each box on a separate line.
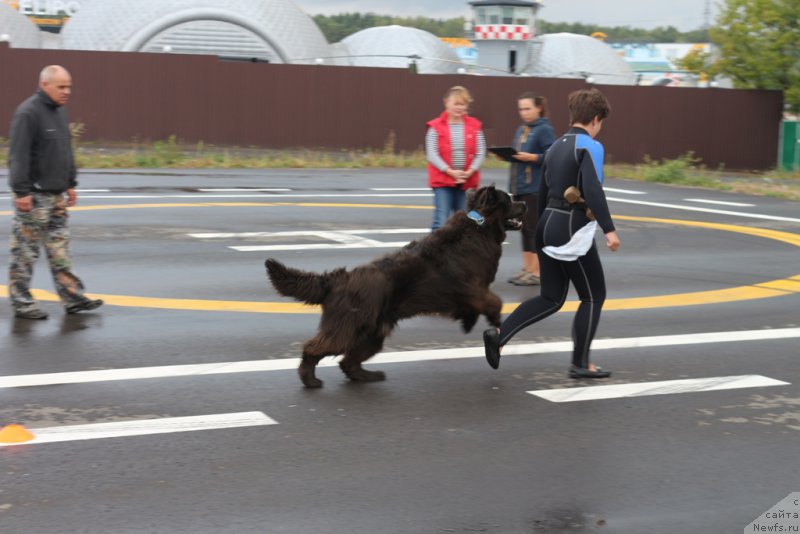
[542, 221, 598, 261]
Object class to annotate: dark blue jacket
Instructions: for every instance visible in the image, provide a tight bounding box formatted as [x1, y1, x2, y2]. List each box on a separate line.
[508, 117, 555, 195]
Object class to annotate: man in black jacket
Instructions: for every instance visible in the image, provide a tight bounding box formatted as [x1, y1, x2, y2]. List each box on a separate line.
[7, 65, 102, 320]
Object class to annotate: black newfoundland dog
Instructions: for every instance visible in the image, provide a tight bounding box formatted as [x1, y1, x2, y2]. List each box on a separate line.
[265, 185, 525, 388]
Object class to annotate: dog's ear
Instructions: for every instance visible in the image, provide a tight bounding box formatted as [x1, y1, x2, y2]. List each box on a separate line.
[487, 183, 499, 205]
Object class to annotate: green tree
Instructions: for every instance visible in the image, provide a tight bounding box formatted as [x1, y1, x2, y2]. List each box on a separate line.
[710, 0, 800, 112]
[674, 47, 716, 81]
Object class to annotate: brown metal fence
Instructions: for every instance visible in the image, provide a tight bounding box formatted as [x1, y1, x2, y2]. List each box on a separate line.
[0, 43, 784, 170]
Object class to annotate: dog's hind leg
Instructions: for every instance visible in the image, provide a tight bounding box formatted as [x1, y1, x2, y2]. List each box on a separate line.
[339, 335, 386, 383]
[300, 336, 341, 388]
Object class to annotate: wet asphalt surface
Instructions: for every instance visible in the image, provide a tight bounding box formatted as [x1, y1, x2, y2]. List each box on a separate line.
[1, 168, 799, 533]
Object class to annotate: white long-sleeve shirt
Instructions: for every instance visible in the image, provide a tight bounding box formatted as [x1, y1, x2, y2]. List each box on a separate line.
[425, 124, 486, 172]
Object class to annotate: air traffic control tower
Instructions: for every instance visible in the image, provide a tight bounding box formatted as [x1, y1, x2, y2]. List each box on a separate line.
[467, 0, 542, 74]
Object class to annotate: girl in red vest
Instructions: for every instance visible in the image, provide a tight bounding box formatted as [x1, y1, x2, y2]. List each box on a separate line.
[425, 86, 486, 230]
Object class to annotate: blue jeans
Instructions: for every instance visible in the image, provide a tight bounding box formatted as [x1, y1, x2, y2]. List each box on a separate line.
[431, 186, 466, 230]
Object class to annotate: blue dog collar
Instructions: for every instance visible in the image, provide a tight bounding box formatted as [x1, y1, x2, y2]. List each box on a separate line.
[467, 210, 485, 226]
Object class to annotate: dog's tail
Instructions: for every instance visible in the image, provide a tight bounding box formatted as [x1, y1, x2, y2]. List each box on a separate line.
[265, 258, 335, 305]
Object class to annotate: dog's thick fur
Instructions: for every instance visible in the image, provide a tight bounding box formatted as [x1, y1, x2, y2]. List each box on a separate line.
[265, 185, 526, 388]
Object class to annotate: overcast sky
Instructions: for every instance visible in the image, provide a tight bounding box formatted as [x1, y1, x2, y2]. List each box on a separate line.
[295, 0, 718, 32]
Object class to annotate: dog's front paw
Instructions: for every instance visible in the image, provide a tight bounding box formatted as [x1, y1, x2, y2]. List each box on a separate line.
[460, 313, 479, 333]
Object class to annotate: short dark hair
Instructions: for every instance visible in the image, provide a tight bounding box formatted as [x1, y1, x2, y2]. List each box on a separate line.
[568, 88, 610, 125]
[518, 91, 550, 117]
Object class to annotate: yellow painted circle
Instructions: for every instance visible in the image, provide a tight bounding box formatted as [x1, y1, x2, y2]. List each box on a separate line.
[1, 202, 799, 314]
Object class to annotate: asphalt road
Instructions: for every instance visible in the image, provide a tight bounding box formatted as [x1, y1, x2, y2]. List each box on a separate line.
[1, 168, 799, 534]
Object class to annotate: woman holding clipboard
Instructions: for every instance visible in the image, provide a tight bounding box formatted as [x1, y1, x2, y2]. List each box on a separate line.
[504, 92, 556, 286]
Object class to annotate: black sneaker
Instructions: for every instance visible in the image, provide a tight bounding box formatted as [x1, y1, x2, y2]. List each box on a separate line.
[569, 364, 611, 379]
[483, 328, 501, 370]
[65, 298, 104, 314]
[14, 308, 49, 320]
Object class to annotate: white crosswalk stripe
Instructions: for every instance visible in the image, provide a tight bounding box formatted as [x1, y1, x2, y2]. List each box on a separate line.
[190, 228, 430, 251]
[0, 412, 278, 447]
[1, 328, 798, 389]
[529, 375, 790, 403]
[684, 198, 755, 207]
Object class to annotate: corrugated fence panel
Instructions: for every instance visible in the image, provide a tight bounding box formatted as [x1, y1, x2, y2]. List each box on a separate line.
[0, 43, 783, 170]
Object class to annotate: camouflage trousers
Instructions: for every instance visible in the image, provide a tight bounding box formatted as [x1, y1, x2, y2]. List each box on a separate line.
[8, 192, 87, 312]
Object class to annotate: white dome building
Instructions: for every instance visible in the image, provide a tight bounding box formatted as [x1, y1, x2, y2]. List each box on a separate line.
[524, 33, 637, 85]
[60, 0, 332, 64]
[0, 3, 42, 49]
[340, 26, 464, 74]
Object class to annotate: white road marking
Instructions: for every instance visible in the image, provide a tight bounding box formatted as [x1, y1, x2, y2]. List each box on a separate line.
[529, 375, 789, 403]
[189, 228, 429, 239]
[607, 196, 800, 223]
[684, 198, 755, 207]
[197, 188, 290, 192]
[189, 228, 430, 251]
[603, 187, 647, 195]
[1, 328, 798, 389]
[232, 242, 411, 251]
[371, 188, 430, 191]
[76, 189, 111, 193]
[0, 412, 278, 447]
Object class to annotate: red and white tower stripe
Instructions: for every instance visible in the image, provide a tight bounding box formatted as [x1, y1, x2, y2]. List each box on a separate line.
[473, 25, 532, 40]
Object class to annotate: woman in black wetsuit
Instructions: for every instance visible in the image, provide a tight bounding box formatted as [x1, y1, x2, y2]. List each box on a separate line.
[483, 88, 621, 378]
